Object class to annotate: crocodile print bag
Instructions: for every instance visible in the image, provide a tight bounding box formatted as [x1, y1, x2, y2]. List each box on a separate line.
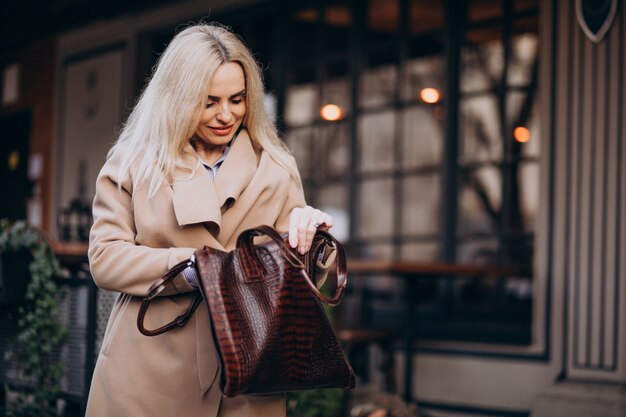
[137, 225, 355, 397]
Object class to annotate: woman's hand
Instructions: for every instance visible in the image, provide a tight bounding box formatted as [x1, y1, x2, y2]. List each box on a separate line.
[288, 206, 333, 255]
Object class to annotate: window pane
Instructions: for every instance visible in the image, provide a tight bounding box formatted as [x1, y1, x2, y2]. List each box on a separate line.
[358, 111, 395, 172]
[467, 0, 502, 23]
[323, 60, 351, 117]
[457, 238, 499, 264]
[402, 55, 445, 103]
[316, 183, 348, 213]
[368, 0, 399, 42]
[316, 122, 350, 177]
[325, 3, 352, 55]
[410, 0, 444, 34]
[285, 127, 313, 176]
[285, 83, 317, 126]
[361, 242, 395, 259]
[358, 178, 395, 239]
[400, 242, 439, 261]
[508, 89, 540, 160]
[507, 90, 528, 133]
[292, 64, 316, 85]
[452, 277, 498, 311]
[508, 27, 538, 87]
[459, 95, 502, 164]
[315, 183, 349, 243]
[360, 48, 398, 109]
[461, 26, 503, 93]
[458, 167, 502, 236]
[519, 162, 540, 232]
[515, 0, 539, 13]
[402, 106, 444, 168]
[292, 8, 318, 63]
[521, 95, 540, 158]
[402, 174, 441, 236]
[325, 2, 352, 26]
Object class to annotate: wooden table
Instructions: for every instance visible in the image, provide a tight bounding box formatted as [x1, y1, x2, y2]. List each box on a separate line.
[345, 259, 519, 403]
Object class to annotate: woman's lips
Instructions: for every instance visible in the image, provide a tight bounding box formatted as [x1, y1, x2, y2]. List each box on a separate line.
[208, 125, 233, 136]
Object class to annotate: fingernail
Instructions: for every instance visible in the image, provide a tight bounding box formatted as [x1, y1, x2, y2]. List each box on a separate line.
[290, 238, 296, 247]
[299, 246, 306, 254]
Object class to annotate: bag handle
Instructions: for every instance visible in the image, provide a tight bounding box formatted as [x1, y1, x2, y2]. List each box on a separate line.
[137, 259, 203, 336]
[138, 226, 349, 337]
[237, 225, 348, 306]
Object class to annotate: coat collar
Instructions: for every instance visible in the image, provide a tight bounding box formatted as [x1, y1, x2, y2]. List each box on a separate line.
[171, 128, 259, 228]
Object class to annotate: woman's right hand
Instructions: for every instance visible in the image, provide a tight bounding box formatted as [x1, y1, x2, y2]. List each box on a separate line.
[288, 206, 333, 255]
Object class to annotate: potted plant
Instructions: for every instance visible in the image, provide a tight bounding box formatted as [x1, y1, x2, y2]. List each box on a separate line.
[0, 220, 67, 417]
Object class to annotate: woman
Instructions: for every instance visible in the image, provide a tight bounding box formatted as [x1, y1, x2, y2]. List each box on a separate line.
[87, 23, 334, 417]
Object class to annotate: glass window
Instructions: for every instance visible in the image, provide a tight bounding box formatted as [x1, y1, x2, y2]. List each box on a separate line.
[358, 111, 396, 172]
[325, 3, 352, 56]
[292, 9, 318, 64]
[457, 166, 502, 236]
[410, 0, 444, 34]
[402, 174, 442, 236]
[316, 122, 350, 177]
[459, 95, 503, 164]
[461, 26, 503, 93]
[403, 55, 446, 104]
[361, 242, 395, 259]
[357, 178, 395, 239]
[278, 0, 540, 345]
[285, 83, 317, 127]
[284, 126, 313, 175]
[400, 242, 439, 262]
[457, 238, 499, 264]
[402, 107, 444, 168]
[367, 0, 399, 43]
[360, 47, 398, 109]
[518, 162, 540, 232]
[323, 60, 351, 117]
[514, 0, 539, 13]
[508, 32, 538, 87]
[467, 0, 503, 23]
[521, 98, 540, 158]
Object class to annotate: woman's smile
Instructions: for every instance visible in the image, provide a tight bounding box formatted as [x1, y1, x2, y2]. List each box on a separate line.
[209, 124, 234, 136]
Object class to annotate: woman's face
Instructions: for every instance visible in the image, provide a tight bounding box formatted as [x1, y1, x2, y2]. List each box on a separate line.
[194, 62, 247, 147]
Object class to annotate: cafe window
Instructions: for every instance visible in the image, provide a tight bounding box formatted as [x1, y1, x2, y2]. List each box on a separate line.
[279, 0, 539, 345]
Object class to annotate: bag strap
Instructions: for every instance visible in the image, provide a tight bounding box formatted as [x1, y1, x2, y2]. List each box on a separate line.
[137, 259, 203, 336]
[237, 225, 348, 307]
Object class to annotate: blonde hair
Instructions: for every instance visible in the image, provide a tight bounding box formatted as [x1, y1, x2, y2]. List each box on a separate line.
[109, 23, 300, 196]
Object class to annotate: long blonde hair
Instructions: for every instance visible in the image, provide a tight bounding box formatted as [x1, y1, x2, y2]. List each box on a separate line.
[110, 23, 300, 197]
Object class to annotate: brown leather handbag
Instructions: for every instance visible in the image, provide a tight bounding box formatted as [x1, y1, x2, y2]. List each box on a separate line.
[137, 225, 355, 397]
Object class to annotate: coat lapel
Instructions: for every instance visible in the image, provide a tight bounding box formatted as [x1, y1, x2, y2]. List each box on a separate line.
[171, 129, 259, 231]
[213, 129, 258, 206]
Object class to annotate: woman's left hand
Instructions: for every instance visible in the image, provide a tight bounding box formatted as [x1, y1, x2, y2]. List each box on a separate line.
[288, 206, 333, 255]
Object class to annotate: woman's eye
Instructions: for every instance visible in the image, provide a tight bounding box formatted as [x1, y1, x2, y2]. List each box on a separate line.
[231, 98, 243, 104]
[206, 101, 215, 108]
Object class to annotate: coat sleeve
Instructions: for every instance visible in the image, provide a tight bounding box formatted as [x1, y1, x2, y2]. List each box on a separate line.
[273, 161, 336, 289]
[88, 153, 196, 297]
[273, 170, 307, 234]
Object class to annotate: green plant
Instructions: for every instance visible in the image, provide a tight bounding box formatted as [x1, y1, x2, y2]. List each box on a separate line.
[286, 389, 345, 417]
[1, 220, 67, 417]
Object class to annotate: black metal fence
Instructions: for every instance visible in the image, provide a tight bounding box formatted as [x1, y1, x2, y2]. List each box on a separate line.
[0, 261, 112, 417]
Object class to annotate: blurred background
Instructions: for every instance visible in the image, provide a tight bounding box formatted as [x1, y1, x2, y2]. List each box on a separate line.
[0, 0, 625, 416]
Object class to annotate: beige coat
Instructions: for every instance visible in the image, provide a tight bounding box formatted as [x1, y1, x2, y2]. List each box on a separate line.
[86, 130, 306, 417]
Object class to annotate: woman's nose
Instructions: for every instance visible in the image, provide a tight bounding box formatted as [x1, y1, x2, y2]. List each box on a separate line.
[216, 103, 233, 123]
